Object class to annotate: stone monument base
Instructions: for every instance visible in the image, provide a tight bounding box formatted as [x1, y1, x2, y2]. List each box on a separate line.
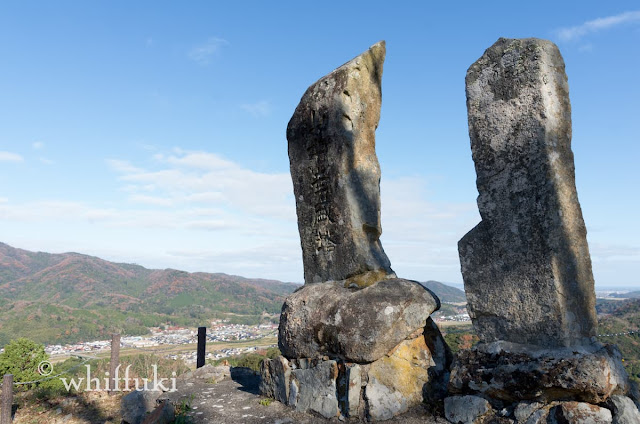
[260, 321, 451, 421]
[445, 341, 640, 423]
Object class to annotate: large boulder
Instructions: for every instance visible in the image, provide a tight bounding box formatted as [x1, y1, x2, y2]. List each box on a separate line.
[607, 395, 640, 424]
[278, 278, 440, 362]
[121, 390, 163, 424]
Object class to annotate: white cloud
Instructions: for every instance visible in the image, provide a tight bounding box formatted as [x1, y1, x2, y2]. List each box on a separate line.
[1, 147, 480, 283]
[102, 151, 477, 282]
[188, 37, 228, 65]
[184, 220, 233, 231]
[113, 150, 295, 221]
[0, 151, 23, 162]
[241, 100, 271, 117]
[32, 141, 44, 150]
[106, 159, 145, 174]
[380, 177, 479, 282]
[556, 10, 640, 41]
[166, 241, 302, 279]
[39, 157, 54, 165]
[590, 243, 640, 263]
[128, 194, 174, 207]
[578, 43, 593, 53]
[163, 151, 236, 170]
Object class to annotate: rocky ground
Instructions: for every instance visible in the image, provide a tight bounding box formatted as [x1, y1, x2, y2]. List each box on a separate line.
[12, 390, 122, 424]
[163, 366, 449, 424]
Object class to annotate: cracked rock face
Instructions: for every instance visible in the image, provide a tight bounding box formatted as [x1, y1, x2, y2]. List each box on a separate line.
[448, 342, 629, 405]
[287, 40, 394, 286]
[459, 37, 597, 347]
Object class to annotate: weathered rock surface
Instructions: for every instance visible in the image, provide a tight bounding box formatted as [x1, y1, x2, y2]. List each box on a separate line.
[607, 395, 640, 424]
[339, 362, 362, 417]
[180, 364, 230, 384]
[141, 399, 175, 424]
[121, 390, 164, 424]
[553, 402, 612, 423]
[289, 360, 341, 419]
[448, 342, 629, 405]
[444, 395, 493, 424]
[259, 355, 291, 404]
[514, 402, 545, 422]
[287, 40, 395, 286]
[460, 37, 597, 347]
[365, 336, 433, 420]
[278, 278, 439, 362]
[263, 324, 450, 421]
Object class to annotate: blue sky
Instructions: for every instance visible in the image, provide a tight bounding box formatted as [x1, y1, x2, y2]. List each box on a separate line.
[0, 1, 638, 288]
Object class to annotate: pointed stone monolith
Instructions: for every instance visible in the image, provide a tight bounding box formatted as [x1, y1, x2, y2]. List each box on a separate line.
[459, 37, 597, 347]
[287, 41, 395, 286]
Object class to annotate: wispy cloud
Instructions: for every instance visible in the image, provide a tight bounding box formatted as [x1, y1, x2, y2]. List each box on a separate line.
[590, 243, 640, 263]
[106, 159, 145, 174]
[32, 141, 44, 150]
[111, 149, 295, 221]
[578, 43, 594, 53]
[0, 151, 24, 162]
[2, 147, 479, 283]
[556, 10, 640, 41]
[39, 157, 54, 165]
[381, 177, 479, 281]
[188, 37, 228, 65]
[241, 100, 271, 117]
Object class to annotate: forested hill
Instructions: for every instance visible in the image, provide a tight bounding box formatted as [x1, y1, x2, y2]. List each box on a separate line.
[419, 280, 466, 303]
[596, 298, 640, 383]
[0, 242, 299, 346]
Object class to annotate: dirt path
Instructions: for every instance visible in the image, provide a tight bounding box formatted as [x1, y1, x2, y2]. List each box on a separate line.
[164, 368, 449, 424]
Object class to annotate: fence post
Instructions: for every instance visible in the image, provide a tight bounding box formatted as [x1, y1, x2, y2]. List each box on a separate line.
[197, 327, 206, 368]
[1, 374, 13, 424]
[109, 333, 121, 393]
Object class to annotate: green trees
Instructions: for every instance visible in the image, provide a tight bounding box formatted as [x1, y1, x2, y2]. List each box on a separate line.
[0, 338, 48, 390]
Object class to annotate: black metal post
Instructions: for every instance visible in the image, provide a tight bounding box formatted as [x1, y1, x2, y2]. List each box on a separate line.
[197, 326, 206, 368]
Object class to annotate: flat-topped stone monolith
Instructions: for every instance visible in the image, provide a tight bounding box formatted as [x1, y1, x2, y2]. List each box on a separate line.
[287, 40, 394, 286]
[459, 37, 597, 347]
[446, 38, 636, 423]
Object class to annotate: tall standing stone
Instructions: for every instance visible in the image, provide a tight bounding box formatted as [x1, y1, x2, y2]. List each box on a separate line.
[287, 41, 395, 286]
[459, 38, 597, 347]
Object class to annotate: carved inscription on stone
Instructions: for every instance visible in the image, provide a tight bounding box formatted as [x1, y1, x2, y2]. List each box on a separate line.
[287, 41, 394, 285]
[307, 141, 336, 255]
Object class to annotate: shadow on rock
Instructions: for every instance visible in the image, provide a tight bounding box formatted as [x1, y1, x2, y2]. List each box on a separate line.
[230, 367, 260, 395]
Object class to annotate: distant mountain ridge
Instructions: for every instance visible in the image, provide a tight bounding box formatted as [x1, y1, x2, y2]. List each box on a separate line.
[0, 242, 467, 346]
[610, 291, 640, 299]
[419, 280, 466, 303]
[0, 242, 299, 346]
